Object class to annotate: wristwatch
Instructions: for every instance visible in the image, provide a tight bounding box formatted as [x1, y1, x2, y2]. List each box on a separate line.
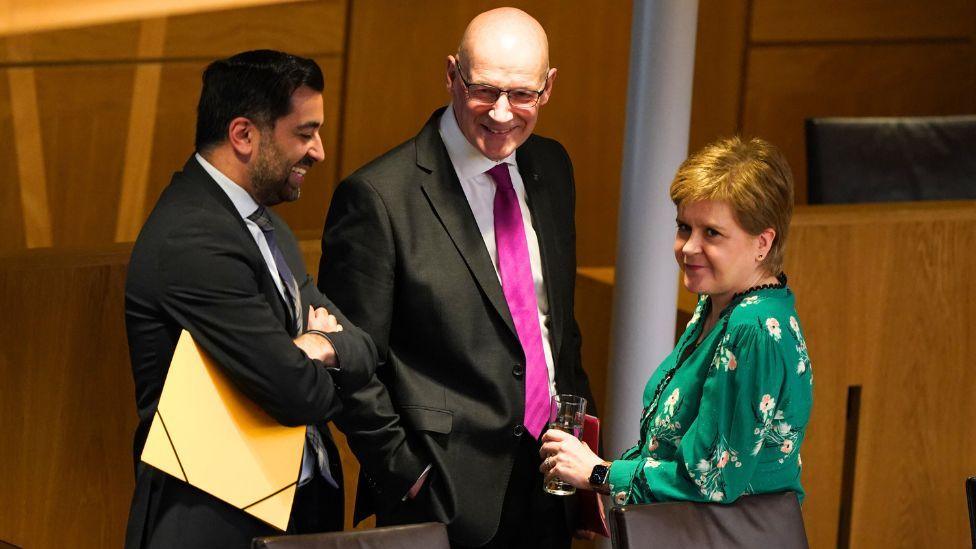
[589, 462, 611, 493]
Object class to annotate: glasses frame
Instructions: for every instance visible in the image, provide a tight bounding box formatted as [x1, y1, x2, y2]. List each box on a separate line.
[453, 60, 548, 108]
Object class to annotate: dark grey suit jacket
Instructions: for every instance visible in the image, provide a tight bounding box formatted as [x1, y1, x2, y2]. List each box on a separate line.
[124, 156, 377, 548]
[319, 108, 596, 546]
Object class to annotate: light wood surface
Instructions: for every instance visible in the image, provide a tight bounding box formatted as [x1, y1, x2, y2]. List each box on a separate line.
[573, 200, 976, 548]
[0, 0, 306, 36]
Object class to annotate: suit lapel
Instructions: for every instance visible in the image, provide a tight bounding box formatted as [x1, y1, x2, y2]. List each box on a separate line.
[415, 111, 517, 339]
[518, 144, 564, 366]
[181, 156, 296, 335]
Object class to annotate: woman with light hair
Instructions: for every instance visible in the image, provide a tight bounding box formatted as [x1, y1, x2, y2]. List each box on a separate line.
[541, 137, 813, 505]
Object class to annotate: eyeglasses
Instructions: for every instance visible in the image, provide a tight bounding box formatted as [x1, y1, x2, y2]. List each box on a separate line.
[454, 60, 547, 108]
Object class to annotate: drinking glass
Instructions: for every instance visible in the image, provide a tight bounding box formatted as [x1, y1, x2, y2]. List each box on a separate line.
[543, 394, 587, 495]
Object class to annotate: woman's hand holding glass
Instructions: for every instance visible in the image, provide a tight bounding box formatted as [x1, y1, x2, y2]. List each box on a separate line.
[539, 428, 606, 490]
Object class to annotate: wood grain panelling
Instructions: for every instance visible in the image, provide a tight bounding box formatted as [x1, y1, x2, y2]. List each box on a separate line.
[688, 0, 748, 152]
[0, 246, 136, 548]
[7, 64, 52, 248]
[0, 22, 142, 63]
[741, 42, 976, 203]
[751, 0, 975, 43]
[33, 64, 134, 247]
[340, 0, 630, 267]
[163, 0, 345, 59]
[0, 69, 26, 250]
[0, 0, 304, 37]
[116, 19, 168, 242]
[0, 1, 343, 63]
[785, 201, 976, 549]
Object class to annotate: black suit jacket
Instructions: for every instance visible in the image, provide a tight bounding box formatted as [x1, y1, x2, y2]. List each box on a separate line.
[318, 108, 595, 546]
[124, 156, 377, 548]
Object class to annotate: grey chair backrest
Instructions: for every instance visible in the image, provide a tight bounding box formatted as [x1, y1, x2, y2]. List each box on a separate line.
[610, 491, 808, 549]
[805, 115, 976, 204]
[252, 522, 449, 549]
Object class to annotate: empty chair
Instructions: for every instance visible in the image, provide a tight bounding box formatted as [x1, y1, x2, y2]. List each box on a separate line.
[805, 115, 976, 204]
[252, 523, 449, 549]
[610, 491, 807, 549]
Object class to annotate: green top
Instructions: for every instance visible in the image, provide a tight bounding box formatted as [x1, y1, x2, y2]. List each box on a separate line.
[606, 282, 813, 505]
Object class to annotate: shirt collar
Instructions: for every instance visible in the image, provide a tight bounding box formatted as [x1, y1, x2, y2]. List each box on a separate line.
[195, 152, 261, 219]
[438, 103, 517, 182]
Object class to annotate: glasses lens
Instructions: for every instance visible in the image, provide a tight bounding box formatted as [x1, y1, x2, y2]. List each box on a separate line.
[468, 85, 500, 104]
[507, 90, 539, 107]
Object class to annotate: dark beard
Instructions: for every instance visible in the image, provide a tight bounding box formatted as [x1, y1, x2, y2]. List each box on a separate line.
[250, 140, 298, 206]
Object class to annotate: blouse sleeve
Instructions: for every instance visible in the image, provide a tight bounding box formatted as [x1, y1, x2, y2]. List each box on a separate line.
[613, 323, 791, 504]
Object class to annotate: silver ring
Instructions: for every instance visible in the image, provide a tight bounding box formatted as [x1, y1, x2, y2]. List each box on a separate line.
[545, 456, 554, 469]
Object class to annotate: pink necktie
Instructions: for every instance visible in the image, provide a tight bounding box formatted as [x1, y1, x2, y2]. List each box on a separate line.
[487, 163, 549, 439]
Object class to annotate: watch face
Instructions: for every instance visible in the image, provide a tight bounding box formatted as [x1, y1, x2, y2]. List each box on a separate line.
[589, 464, 609, 485]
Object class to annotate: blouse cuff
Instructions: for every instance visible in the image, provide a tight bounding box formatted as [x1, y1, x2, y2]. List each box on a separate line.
[607, 459, 641, 505]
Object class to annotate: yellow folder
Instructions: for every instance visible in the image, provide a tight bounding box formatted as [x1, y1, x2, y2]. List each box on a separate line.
[141, 330, 305, 531]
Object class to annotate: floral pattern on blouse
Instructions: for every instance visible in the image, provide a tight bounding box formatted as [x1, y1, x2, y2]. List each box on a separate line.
[606, 283, 813, 505]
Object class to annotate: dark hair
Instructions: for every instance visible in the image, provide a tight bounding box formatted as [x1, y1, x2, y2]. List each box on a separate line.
[195, 49, 324, 152]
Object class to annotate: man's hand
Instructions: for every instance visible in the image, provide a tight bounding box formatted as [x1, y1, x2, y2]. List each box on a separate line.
[294, 306, 343, 365]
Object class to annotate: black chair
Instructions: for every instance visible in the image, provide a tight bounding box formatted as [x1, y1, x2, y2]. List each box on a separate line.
[967, 477, 976, 548]
[610, 491, 807, 549]
[805, 115, 976, 204]
[252, 522, 449, 549]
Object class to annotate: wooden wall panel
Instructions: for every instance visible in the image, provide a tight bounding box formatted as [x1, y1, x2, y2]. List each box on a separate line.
[688, 0, 748, 152]
[340, 0, 631, 267]
[691, 0, 976, 205]
[163, 0, 345, 58]
[0, 246, 137, 548]
[0, 0, 303, 37]
[741, 42, 976, 204]
[34, 65, 134, 247]
[785, 202, 976, 549]
[751, 0, 975, 42]
[0, 69, 26, 250]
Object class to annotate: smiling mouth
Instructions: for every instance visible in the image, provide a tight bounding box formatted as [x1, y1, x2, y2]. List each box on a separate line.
[482, 125, 516, 135]
[291, 166, 308, 176]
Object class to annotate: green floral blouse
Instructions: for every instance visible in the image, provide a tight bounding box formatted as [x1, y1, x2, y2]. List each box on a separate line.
[606, 282, 813, 505]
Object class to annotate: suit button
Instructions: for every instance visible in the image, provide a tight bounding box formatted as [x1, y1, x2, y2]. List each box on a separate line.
[513, 364, 524, 378]
[513, 424, 525, 437]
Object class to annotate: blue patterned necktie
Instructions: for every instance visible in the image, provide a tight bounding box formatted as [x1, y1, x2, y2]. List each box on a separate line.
[248, 206, 302, 335]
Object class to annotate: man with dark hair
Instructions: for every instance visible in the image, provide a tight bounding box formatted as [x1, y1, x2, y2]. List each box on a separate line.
[124, 49, 375, 548]
[319, 9, 595, 548]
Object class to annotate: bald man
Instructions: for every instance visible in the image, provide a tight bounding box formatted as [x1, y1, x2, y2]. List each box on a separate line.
[319, 9, 595, 548]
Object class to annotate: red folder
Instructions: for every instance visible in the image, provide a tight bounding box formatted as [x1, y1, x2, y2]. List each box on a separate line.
[578, 414, 610, 537]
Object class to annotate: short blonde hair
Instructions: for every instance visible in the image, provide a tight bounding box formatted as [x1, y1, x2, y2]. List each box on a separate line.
[669, 137, 794, 275]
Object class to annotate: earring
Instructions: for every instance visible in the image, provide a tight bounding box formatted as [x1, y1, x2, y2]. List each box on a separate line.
[757, 254, 764, 261]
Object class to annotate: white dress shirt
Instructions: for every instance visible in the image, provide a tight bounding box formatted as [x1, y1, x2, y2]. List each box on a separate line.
[438, 106, 557, 397]
[196, 153, 335, 488]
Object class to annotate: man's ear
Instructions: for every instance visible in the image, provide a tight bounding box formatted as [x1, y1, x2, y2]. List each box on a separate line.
[445, 55, 458, 93]
[228, 116, 256, 156]
[537, 67, 557, 107]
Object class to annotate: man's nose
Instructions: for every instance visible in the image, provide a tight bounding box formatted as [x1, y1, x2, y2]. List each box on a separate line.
[308, 133, 325, 162]
[489, 93, 514, 123]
